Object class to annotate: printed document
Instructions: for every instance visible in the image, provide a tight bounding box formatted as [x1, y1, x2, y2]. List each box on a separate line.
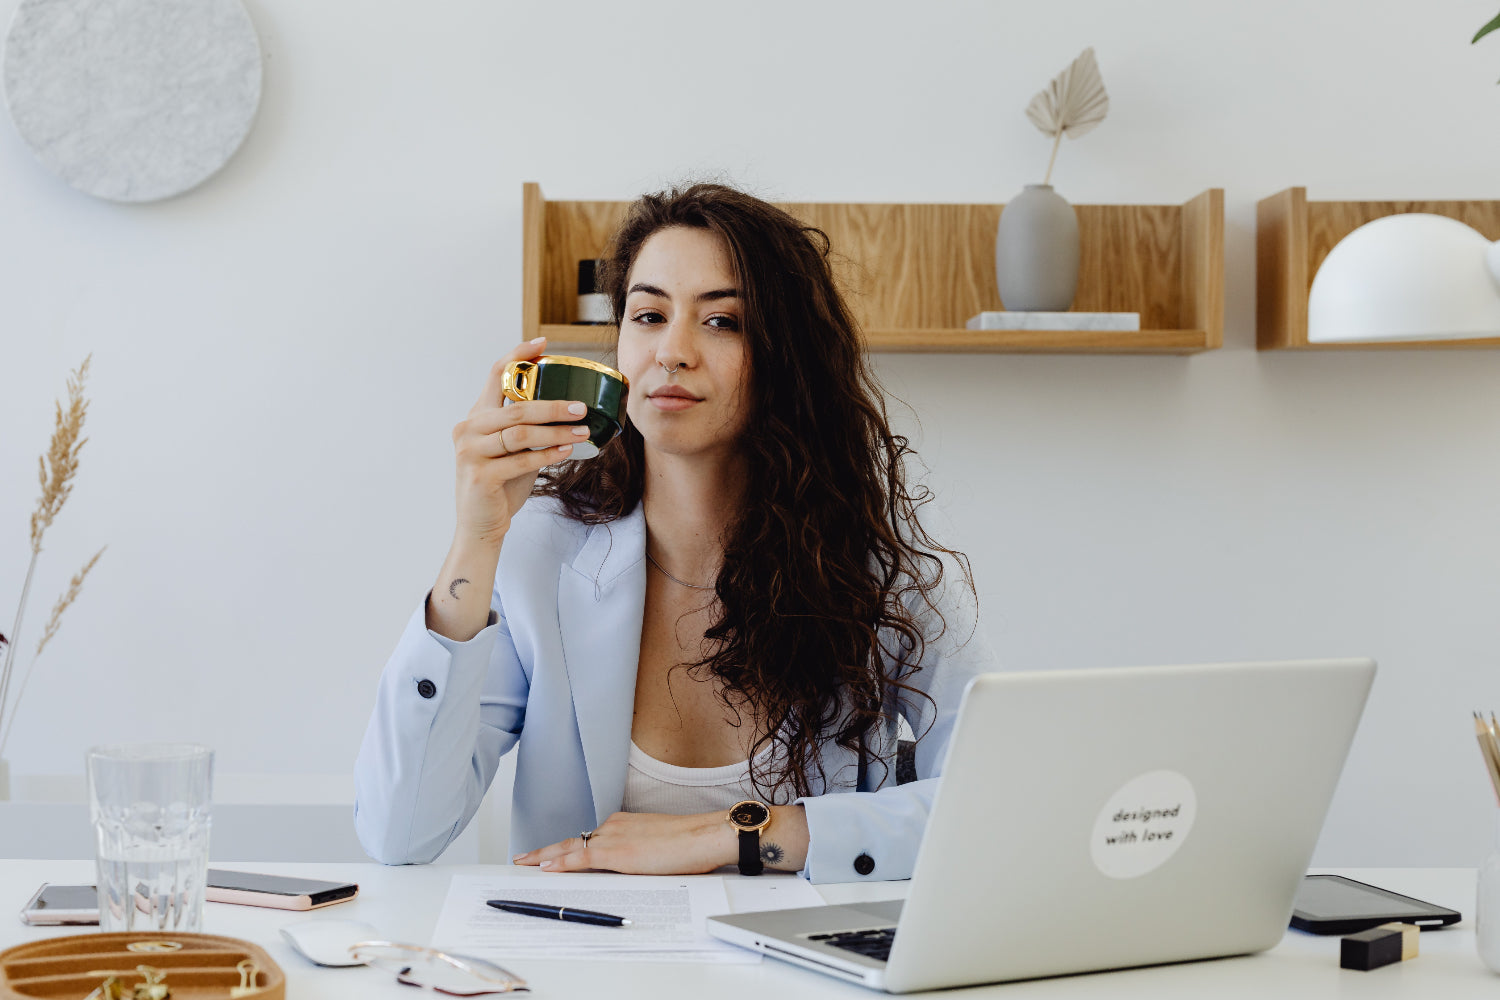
[430, 872, 822, 964]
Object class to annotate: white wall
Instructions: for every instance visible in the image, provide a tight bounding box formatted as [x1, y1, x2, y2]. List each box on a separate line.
[3, 0, 1499, 866]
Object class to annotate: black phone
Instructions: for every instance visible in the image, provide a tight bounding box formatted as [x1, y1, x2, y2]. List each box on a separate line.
[205, 869, 359, 910]
[1290, 874, 1462, 935]
[20, 883, 99, 926]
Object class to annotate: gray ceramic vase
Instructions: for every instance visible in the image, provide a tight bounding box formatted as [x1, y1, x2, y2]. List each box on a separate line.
[995, 184, 1080, 312]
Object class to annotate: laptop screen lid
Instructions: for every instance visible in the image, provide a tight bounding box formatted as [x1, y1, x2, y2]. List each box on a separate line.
[876, 658, 1375, 992]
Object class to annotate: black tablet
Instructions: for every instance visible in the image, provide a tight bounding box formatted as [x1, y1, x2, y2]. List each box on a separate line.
[1290, 874, 1462, 935]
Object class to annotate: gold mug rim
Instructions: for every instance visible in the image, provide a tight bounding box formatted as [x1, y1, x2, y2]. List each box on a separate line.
[501, 356, 629, 426]
[520, 355, 629, 390]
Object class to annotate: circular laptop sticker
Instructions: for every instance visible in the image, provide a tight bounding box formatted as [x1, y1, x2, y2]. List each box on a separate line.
[1090, 770, 1197, 880]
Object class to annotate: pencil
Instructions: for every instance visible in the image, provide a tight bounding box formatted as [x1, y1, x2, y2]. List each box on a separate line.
[1475, 712, 1500, 806]
[1489, 713, 1500, 780]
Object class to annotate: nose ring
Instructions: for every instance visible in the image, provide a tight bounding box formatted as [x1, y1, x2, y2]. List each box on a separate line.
[661, 362, 683, 375]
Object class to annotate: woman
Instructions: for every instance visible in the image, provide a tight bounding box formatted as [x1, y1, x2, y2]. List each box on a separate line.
[354, 183, 993, 883]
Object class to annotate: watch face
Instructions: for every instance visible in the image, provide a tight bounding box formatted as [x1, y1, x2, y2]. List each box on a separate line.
[729, 800, 769, 830]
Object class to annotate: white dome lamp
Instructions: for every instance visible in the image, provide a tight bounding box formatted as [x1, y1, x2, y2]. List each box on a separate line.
[1307, 214, 1500, 343]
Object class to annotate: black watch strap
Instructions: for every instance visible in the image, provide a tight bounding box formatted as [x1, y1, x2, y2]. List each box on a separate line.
[738, 828, 764, 876]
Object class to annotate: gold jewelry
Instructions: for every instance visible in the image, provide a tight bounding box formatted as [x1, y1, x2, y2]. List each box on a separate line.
[84, 966, 170, 1000]
[645, 550, 713, 590]
[83, 977, 125, 1000]
[229, 959, 261, 998]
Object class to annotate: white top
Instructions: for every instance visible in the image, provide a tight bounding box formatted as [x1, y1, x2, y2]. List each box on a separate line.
[622, 740, 780, 814]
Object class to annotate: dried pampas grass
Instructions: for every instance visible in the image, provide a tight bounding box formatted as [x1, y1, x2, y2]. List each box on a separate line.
[1, 356, 105, 758]
[29, 357, 90, 551]
[35, 547, 105, 657]
[1025, 47, 1110, 185]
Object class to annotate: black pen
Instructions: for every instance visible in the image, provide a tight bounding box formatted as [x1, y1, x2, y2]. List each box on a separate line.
[487, 899, 632, 927]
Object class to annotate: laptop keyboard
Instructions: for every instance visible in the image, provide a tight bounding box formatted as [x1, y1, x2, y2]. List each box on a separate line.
[809, 927, 897, 961]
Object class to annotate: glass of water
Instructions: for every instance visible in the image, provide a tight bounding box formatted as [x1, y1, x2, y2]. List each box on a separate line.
[86, 743, 213, 933]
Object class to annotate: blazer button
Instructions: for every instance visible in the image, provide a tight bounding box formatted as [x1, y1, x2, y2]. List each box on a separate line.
[853, 853, 875, 876]
[416, 679, 437, 699]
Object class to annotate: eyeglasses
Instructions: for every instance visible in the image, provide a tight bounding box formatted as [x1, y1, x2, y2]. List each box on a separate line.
[349, 941, 529, 995]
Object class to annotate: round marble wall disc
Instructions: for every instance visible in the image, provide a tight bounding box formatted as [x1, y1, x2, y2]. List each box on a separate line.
[3, 0, 263, 203]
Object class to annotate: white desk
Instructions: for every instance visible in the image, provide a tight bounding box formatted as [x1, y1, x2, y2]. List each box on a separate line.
[1, 861, 1493, 997]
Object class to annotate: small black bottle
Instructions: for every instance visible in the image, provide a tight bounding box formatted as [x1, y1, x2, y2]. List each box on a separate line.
[575, 259, 612, 324]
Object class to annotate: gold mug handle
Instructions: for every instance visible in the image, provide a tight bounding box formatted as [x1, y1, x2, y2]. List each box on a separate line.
[501, 360, 537, 402]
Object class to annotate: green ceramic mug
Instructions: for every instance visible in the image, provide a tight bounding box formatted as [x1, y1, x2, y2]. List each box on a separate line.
[501, 355, 629, 460]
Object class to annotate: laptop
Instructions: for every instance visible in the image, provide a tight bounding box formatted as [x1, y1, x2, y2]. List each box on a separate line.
[707, 658, 1376, 992]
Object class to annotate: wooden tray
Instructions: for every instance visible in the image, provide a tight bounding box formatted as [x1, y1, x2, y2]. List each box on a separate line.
[0, 932, 283, 999]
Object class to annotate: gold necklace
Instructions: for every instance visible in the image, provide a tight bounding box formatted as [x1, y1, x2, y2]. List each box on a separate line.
[645, 550, 714, 590]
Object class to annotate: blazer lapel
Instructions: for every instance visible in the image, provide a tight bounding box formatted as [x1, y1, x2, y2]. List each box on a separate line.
[556, 505, 647, 825]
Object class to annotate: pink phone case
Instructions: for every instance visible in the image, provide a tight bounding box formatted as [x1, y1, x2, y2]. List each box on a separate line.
[205, 886, 359, 910]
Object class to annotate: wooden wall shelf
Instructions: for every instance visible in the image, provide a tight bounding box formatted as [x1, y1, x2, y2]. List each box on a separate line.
[523, 183, 1224, 355]
[1257, 187, 1500, 350]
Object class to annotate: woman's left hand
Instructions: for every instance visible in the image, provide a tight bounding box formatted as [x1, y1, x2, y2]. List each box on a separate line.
[513, 811, 738, 874]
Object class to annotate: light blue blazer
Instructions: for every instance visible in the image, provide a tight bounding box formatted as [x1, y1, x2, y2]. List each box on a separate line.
[353, 499, 994, 883]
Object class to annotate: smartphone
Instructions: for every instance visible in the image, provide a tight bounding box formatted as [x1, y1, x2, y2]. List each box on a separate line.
[1290, 874, 1462, 935]
[205, 869, 359, 910]
[20, 883, 99, 926]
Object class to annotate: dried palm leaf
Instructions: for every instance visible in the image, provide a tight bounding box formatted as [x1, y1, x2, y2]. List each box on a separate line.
[1025, 47, 1110, 184]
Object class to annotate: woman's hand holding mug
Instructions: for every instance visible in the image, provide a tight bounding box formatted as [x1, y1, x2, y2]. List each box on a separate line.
[452, 337, 591, 546]
[428, 337, 588, 640]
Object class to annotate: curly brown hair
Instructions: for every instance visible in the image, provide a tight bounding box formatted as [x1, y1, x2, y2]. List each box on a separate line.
[535, 183, 974, 799]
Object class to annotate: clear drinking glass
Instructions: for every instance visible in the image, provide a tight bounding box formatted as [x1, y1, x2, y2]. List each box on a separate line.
[86, 743, 213, 933]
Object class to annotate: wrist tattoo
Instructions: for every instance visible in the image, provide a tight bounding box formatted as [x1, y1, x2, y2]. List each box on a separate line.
[448, 578, 470, 599]
[760, 841, 786, 866]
